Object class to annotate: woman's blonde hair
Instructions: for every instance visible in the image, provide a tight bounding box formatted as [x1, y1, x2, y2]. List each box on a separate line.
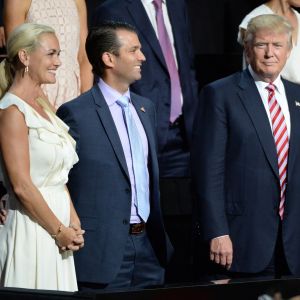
[0, 23, 55, 98]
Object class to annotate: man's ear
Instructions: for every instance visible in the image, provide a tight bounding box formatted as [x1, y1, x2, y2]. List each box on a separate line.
[286, 45, 292, 60]
[102, 52, 114, 68]
[244, 43, 251, 64]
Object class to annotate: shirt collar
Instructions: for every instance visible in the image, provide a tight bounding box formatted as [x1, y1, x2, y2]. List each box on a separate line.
[98, 78, 131, 106]
[142, 0, 166, 5]
[248, 65, 285, 95]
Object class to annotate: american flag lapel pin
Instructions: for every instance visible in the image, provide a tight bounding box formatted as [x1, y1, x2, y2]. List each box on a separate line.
[295, 101, 300, 107]
[141, 107, 146, 112]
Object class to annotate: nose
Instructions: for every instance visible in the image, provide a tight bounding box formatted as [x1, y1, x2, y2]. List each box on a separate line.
[138, 50, 146, 62]
[54, 55, 62, 67]
[265, 44, 274, 58]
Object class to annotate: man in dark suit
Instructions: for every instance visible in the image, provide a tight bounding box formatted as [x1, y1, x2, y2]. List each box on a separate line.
[192, 14, 300, 280]
[93, 0, 199, 283]
[57, 21, 172, 290]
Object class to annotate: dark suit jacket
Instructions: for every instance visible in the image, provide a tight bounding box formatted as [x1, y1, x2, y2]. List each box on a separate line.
[93, 0, 199, 155]
[192, 69, 300, 275]
[57, 85, 172, 284]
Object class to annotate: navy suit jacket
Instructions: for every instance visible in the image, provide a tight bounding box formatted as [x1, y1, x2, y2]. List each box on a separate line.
[57, 85, 172, 284]
[93, 0, 199, 154]
[192, 69, 300, 275]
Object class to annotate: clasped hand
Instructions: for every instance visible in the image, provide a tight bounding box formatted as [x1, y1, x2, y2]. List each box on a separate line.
[0, 195, 7, 225]
[57, 223, 85, 252]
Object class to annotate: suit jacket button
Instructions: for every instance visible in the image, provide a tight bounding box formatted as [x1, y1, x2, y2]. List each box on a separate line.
[123, 219, 128, 225]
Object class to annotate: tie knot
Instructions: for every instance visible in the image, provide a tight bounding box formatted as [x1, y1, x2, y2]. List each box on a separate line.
[266, 83, 275, 93]
[153, 0, 162, 10]
[117, 95, 130, 108]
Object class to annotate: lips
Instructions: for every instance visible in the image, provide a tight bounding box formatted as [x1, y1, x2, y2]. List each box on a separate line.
[262, 62, 277, 66]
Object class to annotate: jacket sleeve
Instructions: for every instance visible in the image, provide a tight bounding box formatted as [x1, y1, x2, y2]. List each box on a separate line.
[191, 83, 229, 241]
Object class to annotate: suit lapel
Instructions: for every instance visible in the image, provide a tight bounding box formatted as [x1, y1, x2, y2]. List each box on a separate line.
[166, 0, 183, 70]
[91, 86, 130, 181]
[284, 81, 300, 179]
[126, 0, 168, 71]
[238, 70, 279, 179]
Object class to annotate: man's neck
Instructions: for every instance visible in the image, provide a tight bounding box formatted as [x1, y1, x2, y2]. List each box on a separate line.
[101, 76, 130, 95]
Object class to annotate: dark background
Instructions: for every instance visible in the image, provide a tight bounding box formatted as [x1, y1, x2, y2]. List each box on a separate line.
[86, 0, 264, 88]
[1, 0, 296, 87]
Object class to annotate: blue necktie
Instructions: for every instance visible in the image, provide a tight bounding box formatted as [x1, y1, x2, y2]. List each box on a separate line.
[117, 96, 150, 222]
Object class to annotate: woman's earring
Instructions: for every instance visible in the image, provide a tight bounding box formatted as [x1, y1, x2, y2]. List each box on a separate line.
[25, 65, 29, 73]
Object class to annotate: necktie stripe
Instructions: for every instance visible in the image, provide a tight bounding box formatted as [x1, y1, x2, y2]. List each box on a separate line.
[276, 130, 288, 149]
[269, 100, 278, 115]
[266, 83, 288, 220]
[278, 150, 288, 168]
[271, 110, 282, 129]
[273, 116, 285, 137]
[279, 165, 287, 180]
[281, 196, 286, 205]
[275, 130, 285, 147]
[277, 137, 288, 158]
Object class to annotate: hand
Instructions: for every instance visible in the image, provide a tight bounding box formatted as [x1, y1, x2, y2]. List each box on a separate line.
[0, 194, 8, 225]
[55, 225, 78, 249]
[210, 235, 233, 270]
[60, 223, 85, 252]
[0, 209, 7, 225]
[67, 223, 85, 251]
[0, 27, 5, 48]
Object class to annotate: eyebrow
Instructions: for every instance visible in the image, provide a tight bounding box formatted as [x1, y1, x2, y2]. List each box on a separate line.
[129, 45, 140, 50]
[43, 47, 61, 54]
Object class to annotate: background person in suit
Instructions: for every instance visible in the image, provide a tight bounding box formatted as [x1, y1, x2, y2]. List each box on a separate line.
[192, 14, 300, 280]
[57, 21, 173, 290]
[93, 0, 199, 283]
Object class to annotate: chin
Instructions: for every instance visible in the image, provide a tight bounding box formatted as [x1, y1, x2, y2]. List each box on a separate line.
[135, 74, 142, 81]
[45, 78, 56, 84]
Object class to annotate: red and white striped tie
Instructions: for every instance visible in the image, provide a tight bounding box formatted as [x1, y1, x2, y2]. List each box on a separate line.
[266, 83, 289, 220]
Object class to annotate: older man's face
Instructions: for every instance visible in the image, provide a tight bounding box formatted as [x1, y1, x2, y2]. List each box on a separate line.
[245, 28, 291, 82]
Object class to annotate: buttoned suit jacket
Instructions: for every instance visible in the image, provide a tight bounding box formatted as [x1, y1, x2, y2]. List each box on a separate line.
[191, 69, 300, 275]
[57, 85, 173, 284]
[93, 0, 199, 153]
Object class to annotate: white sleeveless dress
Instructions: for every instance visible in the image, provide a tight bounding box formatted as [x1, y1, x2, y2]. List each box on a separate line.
[0, 93, 79, 291]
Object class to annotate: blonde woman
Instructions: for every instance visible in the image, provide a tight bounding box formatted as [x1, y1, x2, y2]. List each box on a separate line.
[0, 23, 84, 291]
